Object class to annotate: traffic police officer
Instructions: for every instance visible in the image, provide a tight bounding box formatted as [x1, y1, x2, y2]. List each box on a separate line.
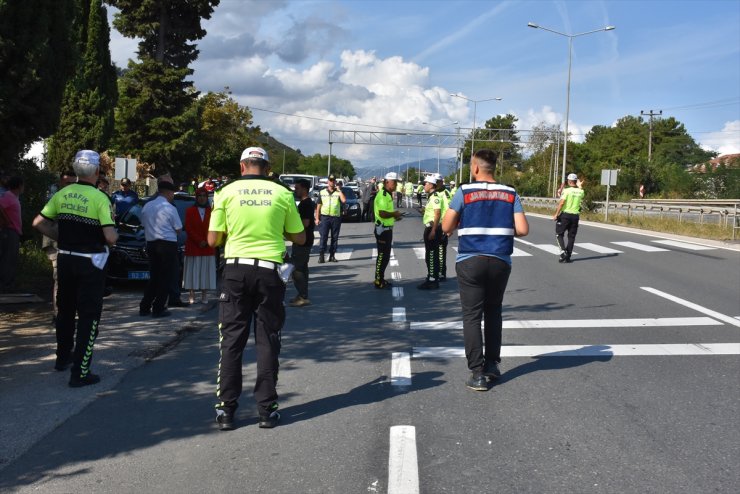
[373, 172, 403, 289]
[418, 174, 442, 290]
[33, 150, 118, 387]
[403, 179, 415, 208]
[553, 173, 585, 263]
[315, 175, 346, 263]
[437, 175, 452, 281]
[208, 147, 305, 431]
[441, 149, 529, 391]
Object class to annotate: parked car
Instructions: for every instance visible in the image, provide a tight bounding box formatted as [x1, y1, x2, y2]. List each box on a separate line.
[311, 185, 361, 222]
[108, 195, 195, 281]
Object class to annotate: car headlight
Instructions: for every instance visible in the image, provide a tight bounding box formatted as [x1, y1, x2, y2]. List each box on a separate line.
[350, 204, 359, 210]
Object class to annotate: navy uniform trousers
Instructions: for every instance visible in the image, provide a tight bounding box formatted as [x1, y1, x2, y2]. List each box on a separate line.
[216, 262, 285, 417]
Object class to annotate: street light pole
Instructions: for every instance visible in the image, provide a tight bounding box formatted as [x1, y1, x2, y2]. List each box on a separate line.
[528, 22, 615, 186]
[449, 94, 502, 182]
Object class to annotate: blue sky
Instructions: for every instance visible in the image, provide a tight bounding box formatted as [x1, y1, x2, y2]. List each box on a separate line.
[105, 0, 739, 168]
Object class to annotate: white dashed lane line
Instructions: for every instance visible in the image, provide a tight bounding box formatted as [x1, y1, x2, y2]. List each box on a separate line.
[409, 316, 723, 330]
[388, 426, 419, 494]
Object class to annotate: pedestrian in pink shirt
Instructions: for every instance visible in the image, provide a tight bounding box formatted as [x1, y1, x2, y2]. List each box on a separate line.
[0, 176, 24, 291]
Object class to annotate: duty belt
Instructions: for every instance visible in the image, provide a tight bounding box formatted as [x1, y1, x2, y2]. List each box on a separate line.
[225, 258, 278, 270]
[375, 220, 392, 228]
[57, 249, 98, 258]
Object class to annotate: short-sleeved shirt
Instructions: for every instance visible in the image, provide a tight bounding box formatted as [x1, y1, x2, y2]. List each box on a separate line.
[112, 189, 139, 217]
[403, 182, 414, 195]
[141, 195, 182, 242]
[449, 185, 524, 265]
[209, 175, 303, 264]
[373, 188, 395, 227]
[40, 182, 114, 253]
[317, 188, 342, 217]
[297, 196, 315, 244]
[423, 191, 442, 225]
[560, 186, 585, 214]
[0, 191, 22, 234]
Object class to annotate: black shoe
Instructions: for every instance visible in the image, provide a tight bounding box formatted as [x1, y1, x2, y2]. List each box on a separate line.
[168, 300, 189, 307]
[318, 254, 325, 264]
[374, 279, 392, 289]
[216, 409, 234, 431]
[482, 362, 502, 380]
[564, 256, 573, 263]
[258, 411, 280, 429]
[54, 354, 73, 371]
[438, 276, 447, 282]
[465, 373, 488, 392]
[69, 373, 101, 388]
[559, 251, 566, 263]
[151, 310, 171, 318]
[417, 280, 439, 290]
[328, 255, 338, 262]
[139, 307, 151, 316]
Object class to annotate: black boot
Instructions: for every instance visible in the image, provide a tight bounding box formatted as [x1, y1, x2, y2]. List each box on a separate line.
[329, 254, 338, 262]
[318, 252, 325, 264]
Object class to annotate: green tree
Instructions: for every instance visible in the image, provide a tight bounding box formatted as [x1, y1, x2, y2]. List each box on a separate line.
[108, 0, 219, 176]
[298, 154, 355, 178]
[0, 0, 77, 167]
[46, 0, 118, 171]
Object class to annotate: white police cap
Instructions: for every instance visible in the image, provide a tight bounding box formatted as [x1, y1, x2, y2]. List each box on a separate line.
[73, 150, 100, 166]
[240, 146, 270, 162]
[384, 171, 399, 181]
[567, 173, 578, 181]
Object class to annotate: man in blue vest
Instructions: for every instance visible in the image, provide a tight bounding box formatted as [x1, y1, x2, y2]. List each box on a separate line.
[442, 149, 529, 391]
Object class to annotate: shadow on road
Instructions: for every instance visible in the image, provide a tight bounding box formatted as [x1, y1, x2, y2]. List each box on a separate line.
[497, 345, 614, 385]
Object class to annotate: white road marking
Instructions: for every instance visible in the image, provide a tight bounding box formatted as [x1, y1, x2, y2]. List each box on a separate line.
[392, 307, 406, 322]
[373, 248, 396, 258]
[515, 238, 574, 255]
[412, 247, 425, 260]
[641, 287, 740, 328]
[388, 426, 419, 494]
[577, 243, 623, 254]
[612, 241, 669, 252]
[392, 272, 402, 281]
[392, 287, 404, 299]
[390, 259, 399, 266]
[409, 317, 722, 330]
[333, 248, 353, 261]
[390, 352, 411, 386]
[413, 343, 740, 358]
[652, 239, 716, 251]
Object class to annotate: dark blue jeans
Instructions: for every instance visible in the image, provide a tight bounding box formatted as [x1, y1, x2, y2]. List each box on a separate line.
[456, 255, 512, 372]
[318, 215, 342, 255]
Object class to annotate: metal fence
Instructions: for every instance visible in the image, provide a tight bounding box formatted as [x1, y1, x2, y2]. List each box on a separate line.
[521, 197, 740, 239]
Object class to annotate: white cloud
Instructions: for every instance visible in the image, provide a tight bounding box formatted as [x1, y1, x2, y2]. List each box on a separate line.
[515, 106, 591, 143]
[699, 120, 740, 156]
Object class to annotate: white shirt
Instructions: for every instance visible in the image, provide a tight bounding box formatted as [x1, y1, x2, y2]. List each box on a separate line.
[141, 195, 182, 242]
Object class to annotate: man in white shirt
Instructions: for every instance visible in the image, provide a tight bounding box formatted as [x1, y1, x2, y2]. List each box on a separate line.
[139, 181, 182, 317]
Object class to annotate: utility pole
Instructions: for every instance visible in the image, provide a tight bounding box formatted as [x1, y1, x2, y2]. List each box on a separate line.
[640, 110, 662, 162]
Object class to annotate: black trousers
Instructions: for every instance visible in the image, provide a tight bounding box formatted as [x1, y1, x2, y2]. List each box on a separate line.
[456, 256, 512, 372]
[318, 215, 341, 255]
[291, 241, 312, 298]
[361, 202, 372, 222]
[438, 232, 449, 279]
[0, 228, 20, 290]
[216, 263, 285, 416]
[56, 254, 105, 379]
[423, 225, 441, 281]
[555, 212, 580, 257]
[374, 227, 393, 282]
[140, 240, 178, 313]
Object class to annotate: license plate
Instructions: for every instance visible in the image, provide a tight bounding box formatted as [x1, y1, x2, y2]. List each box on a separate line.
[128, 271, 150, 280]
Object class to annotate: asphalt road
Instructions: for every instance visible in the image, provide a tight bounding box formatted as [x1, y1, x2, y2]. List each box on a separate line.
[2, 207, 739, 493]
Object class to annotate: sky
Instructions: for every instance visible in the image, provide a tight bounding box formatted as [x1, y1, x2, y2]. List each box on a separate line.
[101, 0, 740, 169]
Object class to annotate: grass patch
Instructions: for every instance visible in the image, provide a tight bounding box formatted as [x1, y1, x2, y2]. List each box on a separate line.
[16, 241, 53, 296]
[524, 205, 735, 241]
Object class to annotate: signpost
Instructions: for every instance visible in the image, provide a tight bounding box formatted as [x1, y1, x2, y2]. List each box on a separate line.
[601, 169, 618, 221]
[114, 157, 137, 182]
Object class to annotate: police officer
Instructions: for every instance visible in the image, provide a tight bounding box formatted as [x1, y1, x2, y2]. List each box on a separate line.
[315, 175, 346, 263]
[437, 175, 451, 282]
[418, 174, 442, 290]
[32, 150, 118, 387]
[403, 179, 414, 208]
[553, 173, 585, 263]
[441, 149, 529, 391]
[208, 147, 305, 431]
[373, 172, 403, 289]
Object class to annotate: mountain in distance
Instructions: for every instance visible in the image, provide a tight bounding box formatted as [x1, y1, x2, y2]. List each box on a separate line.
[354, 157, 458, 180]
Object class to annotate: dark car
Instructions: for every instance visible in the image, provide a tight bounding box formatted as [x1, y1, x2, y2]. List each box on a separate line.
[108, 195, 195, 281]
[311, 185, 361, 222]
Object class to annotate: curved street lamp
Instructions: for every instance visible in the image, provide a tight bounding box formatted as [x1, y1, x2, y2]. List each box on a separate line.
[449, 94, 502, 181]
[528, 21, 615, 186]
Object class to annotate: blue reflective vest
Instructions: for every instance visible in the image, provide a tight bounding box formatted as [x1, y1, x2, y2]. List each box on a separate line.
[457, 182, 517, 258]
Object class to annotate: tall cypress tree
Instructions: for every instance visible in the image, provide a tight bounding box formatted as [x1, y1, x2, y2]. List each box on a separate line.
[0, 0, 76, 167]
[108, 0, 219, 176]
[46, 0, 118, 171]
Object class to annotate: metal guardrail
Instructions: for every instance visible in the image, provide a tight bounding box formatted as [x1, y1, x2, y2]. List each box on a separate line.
[521, 197, 740, 239]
